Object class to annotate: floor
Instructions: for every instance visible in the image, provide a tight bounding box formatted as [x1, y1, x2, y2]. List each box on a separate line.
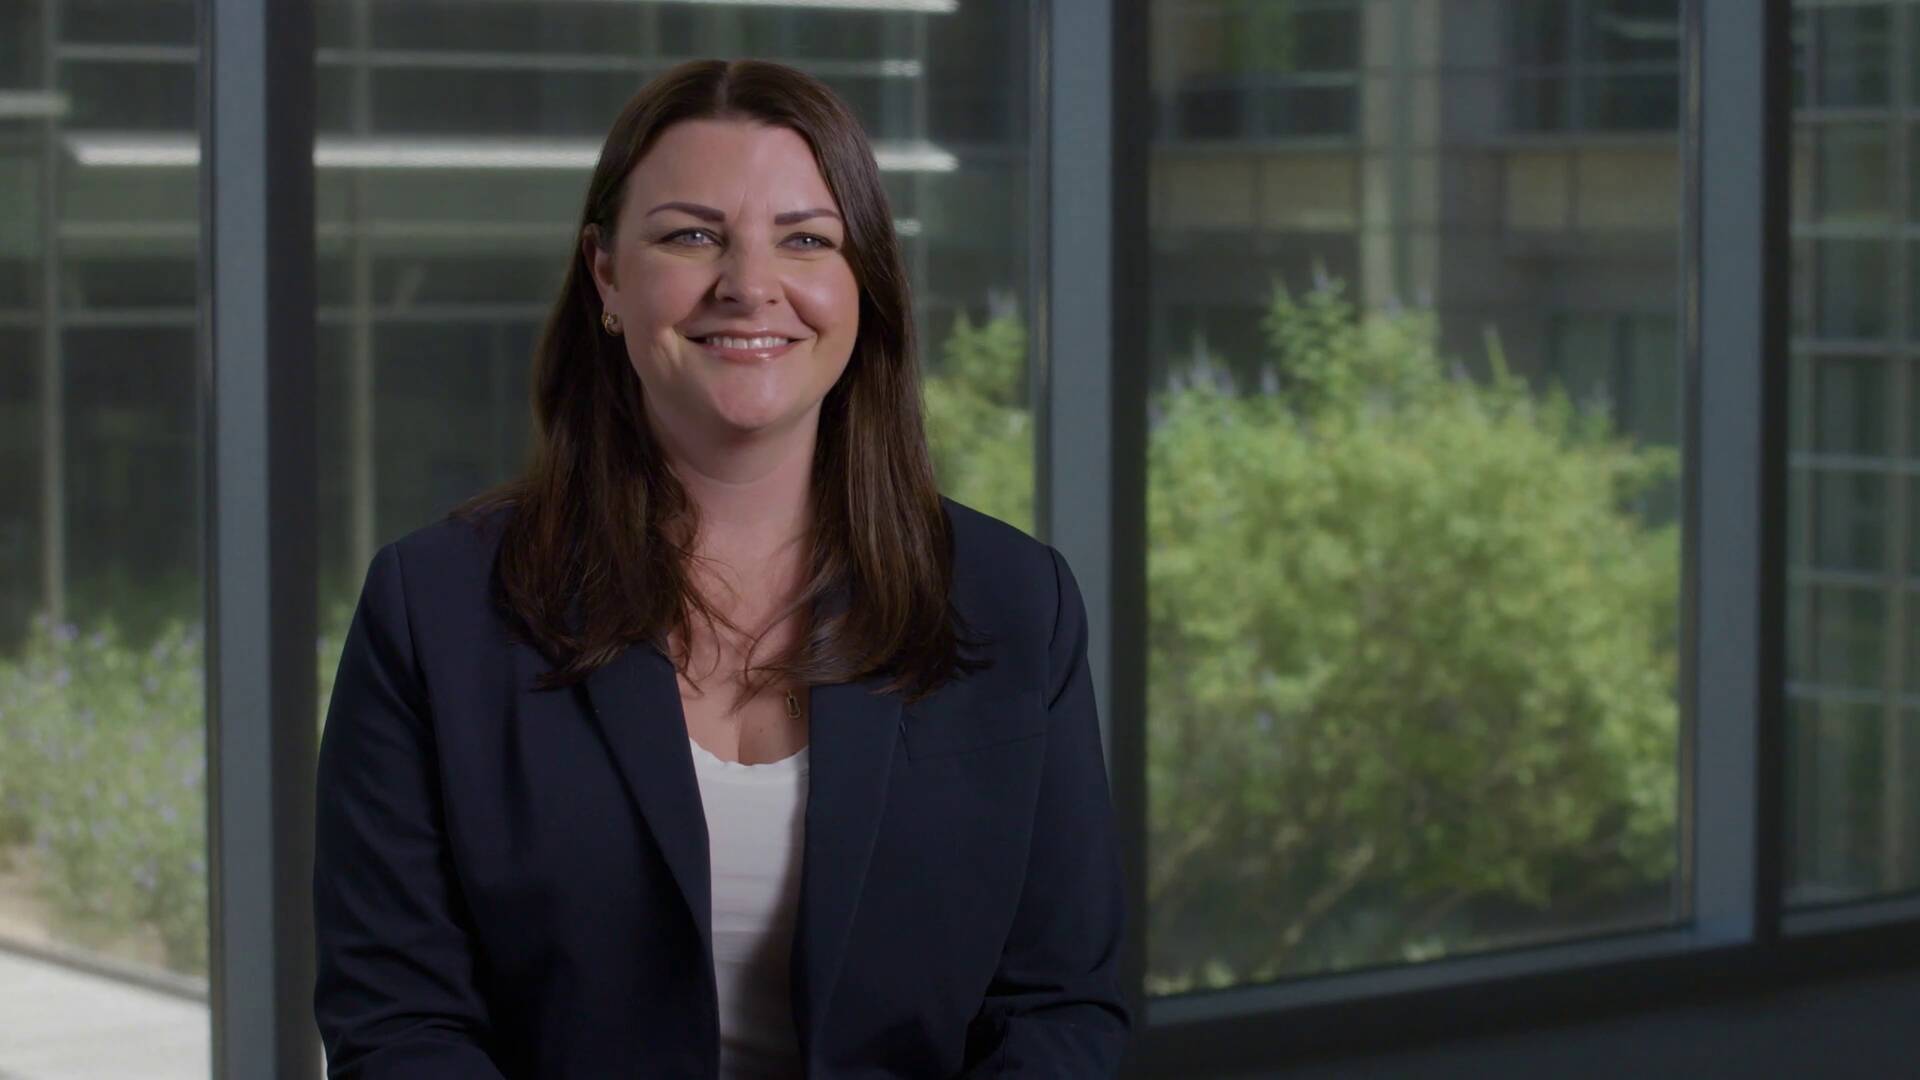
[0, 947, 209, 1079]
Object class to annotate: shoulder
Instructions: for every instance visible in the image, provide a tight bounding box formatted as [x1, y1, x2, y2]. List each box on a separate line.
[940, 495, 1054, 582]
[389, 501, 514, 567]
[371, 501, 516, 621]
[939, 496, 1074, 642]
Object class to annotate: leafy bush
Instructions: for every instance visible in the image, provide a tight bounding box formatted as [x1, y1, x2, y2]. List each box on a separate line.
[924, 311, 1035, 533]
[0, 615, 208, 973]
[923, 280, 1680, 989]
[0, 604, 353, 977]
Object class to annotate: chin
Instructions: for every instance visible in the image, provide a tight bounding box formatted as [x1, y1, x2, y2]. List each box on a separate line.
[709, 400, 803, 438]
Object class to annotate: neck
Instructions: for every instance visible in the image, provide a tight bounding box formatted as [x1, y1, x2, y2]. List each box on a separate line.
[650, 407, 817, 571]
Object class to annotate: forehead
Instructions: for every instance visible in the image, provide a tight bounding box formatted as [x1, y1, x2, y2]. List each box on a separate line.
[622, 118, 839, 214]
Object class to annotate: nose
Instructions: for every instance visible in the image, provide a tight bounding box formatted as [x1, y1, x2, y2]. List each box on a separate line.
[712, 241, 779, 309]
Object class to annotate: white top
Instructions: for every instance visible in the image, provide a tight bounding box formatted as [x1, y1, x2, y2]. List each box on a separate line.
[688, 734, 811, 1080]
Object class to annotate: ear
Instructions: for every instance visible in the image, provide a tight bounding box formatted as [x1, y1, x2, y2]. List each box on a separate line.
[582, 224, 617, 305]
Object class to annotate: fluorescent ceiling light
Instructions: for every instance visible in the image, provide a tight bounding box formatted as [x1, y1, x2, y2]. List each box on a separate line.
[67, 133, 196, 166]
[319, 138, 599, 169]
[872, 142, 957, 173]
[0, 90, 70, 120]
[66, 133, 959, 173]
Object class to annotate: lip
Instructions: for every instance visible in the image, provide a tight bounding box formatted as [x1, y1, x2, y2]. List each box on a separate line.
[685, 332, 806, 363]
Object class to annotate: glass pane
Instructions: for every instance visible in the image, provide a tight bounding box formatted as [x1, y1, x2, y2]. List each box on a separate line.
[1787, 0, 1920, 911]
[1785, 702, 1917, 905]
[1579, 71, 1681, 131]
[1144, 0, 1685, 993]
[1509, 73, 1570, 132]
[1587, 0, 1682, 64]
[1811, 4, 1892, 109]
[1814, 238, 1891, 340]
[1153, 0, 1363, 141]
[1816, 585, 1887, 707]
[0, 0, 210, 1074]
[1809, 470, 1888, 574]
[1508, 0, 1683, 134]
[1511, 2, 1570, 66]
[312, 0, 1035, 663]
[1809, 354, 1889, 456]
[1811, 123, 1891, 224]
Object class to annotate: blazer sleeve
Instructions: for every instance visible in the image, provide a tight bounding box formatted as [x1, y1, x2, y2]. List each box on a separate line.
[313, 543, 508, 1079]
[958, 547, 1134, 1077]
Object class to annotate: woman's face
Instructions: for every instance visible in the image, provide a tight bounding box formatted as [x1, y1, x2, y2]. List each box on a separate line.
[586, 118, 860, 452]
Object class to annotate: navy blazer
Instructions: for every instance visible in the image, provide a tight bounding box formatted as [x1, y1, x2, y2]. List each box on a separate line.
[312, 497, 1132, 1078]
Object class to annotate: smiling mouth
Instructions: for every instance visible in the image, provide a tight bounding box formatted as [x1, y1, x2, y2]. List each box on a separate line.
[688, 333, 804, 360]
[691, 334, 796, 348]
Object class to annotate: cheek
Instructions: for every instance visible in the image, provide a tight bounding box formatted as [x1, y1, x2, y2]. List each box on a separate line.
[627, 257, 710, 331]
[788, 264, 861, 345]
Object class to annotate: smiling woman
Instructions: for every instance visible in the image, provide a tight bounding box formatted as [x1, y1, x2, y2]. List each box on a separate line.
[472, 60, 939, 707]
[586, 120, 862, 448]
[312, 58, 1131, 1080]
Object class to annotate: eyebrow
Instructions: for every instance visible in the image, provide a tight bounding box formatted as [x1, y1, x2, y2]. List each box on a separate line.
[645, 201, 842, 226]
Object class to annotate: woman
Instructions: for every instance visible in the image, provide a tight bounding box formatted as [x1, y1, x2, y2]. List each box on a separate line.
[313, 59, 1130, 1079]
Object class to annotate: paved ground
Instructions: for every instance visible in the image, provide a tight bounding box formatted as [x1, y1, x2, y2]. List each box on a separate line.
[0, 947, 209, 1079]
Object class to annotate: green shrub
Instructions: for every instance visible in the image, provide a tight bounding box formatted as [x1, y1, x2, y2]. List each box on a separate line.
[0, 615, 208, 972]
[924, 311, 1035, 534]
[923, 282, 1680, 989]
[0, 604, 352, 977]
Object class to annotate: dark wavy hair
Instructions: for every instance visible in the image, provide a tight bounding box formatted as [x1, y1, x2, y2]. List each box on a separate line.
[453, 59, 973, 704]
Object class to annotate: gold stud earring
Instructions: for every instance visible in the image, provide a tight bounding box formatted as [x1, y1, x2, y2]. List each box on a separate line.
[601, 310, 621, 336]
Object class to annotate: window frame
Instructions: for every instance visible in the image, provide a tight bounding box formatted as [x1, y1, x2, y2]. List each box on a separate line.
[191, 0, 1920, 1075]
[1086, 0, 1920, 1073]
[200, 0, 320, 1075]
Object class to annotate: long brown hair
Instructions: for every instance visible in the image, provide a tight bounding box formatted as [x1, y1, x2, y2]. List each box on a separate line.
[453, 59, 976, 704]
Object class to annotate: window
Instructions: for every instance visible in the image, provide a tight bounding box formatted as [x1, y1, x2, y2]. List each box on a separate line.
[1509, 0, 1685, 133]
[0, 0, 210, 1074]
[1143, 0, 1687, 993]
[310, 0, 1039, 655]
[1152, 0, 1363, 142]
[13, 3, 1920, 1075]
[1786, 0, 1920, 908]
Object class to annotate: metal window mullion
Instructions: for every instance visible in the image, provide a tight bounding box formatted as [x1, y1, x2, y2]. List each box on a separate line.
[1035, 0, 1144, 1034]
[1879, 0, 1914, 895]
[1568, 0, 1586, 130]
[1689, 0, 1790, 944]
[38, 0, 65, 627]
[200, 0, 320, 1077]
[1107, 0, 1152, 1048]
[348, 0, 377, 590]
[1037, 0, 1113, 758]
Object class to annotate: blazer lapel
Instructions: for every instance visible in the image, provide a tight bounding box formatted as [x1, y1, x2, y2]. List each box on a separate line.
[581, 640, 715, 971]
[791, 674, 901, 1057]
[579, 632, 904, 1061]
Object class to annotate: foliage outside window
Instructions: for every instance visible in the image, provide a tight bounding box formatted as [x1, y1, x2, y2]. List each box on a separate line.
[925, 278, 1680, 988]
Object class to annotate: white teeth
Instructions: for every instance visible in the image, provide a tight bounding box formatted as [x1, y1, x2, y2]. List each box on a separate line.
[705, 335, 792, 350]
